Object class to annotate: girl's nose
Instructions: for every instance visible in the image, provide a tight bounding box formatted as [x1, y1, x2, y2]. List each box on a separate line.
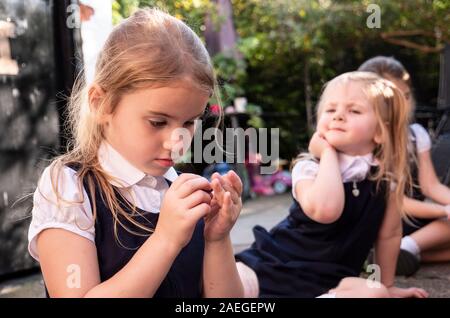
[333, 110, 345, 121]
[163, 128, 192, 157]
[162, 139, 175, 151]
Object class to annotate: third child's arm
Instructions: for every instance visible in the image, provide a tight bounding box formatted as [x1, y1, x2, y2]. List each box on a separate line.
[403, 196, 450, 219]
[417, 150, 450, 204]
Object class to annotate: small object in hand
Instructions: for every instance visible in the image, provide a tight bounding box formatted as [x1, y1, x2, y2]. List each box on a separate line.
[204, 189, 213, 198]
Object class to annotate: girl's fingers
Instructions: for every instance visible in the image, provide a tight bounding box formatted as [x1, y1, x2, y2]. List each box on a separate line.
[178, 176, 212, 198]
[404, 288, 427, 298]
[217, 175, 239, 204]
[222, 191, 232, 218]
[211, 178, 224, 200]
[416, 289, 428, 298]
[185, 189, 212, 209]
[171, 173, 200, 190]
[210, 198, 220, 212]
[212, 171, 242, 199]
[411, 289, 421, 298]
[189, 203, 211, 221]
[414, 291, 424, 298]
[227, 170, 243, 194]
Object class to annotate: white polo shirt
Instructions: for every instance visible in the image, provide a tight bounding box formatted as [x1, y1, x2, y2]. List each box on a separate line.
[28, 142, 178, 262]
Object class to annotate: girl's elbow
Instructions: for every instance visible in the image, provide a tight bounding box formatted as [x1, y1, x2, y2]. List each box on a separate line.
[309, 203, 343, 224]
[377, 230, 401, 242]
[377, 223, 402, 241]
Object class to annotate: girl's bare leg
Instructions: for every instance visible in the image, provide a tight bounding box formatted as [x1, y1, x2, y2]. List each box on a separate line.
[421, 242, 450, 262]
[409, 219, 450, 261]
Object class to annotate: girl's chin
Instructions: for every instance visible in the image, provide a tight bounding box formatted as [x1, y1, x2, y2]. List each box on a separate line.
[324, 137, 345, 148]
[325, 140, 352, 154]
[142, 164, 170, 177]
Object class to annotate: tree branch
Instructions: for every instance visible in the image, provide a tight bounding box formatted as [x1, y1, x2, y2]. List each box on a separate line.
[380, 30, 449, 54]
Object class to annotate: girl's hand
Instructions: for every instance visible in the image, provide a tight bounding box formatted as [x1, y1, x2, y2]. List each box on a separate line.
[444, 204, 450, 220]
[387, 286, 429, 298]
[204, 171, 243, 242]
[155, 174, 212, 250]
[309, 132, 334, 159]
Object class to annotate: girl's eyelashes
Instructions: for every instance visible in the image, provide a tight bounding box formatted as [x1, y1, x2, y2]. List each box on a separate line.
[325, 108, 361, 114]
[148, 119, 197, 128]
[184, 121, 195, 127]
[149, 120, 167, 127]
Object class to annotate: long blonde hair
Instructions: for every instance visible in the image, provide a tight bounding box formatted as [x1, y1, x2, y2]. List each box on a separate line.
[43, 8, 220, 240]
[358, 56, 420, 202]
[358, 55, 416, 118]
[293, 71, 411, 214]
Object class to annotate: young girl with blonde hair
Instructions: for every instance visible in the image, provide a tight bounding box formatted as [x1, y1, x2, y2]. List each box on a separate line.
[235, 71, 428, 298]
[28, 8, 243, 297]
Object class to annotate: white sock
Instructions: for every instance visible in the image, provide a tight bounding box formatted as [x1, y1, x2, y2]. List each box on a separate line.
[400, 236, 421, 260]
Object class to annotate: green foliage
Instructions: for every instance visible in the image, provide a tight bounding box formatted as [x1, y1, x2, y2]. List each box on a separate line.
[212, 53, 247, 106]
[231, 0, 446, 158]
[112, 0, 447, 160]
[113, 0, 213, 35]
[112, 0, 139, 24]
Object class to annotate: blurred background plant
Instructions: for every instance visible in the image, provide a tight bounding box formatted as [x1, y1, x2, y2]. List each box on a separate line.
[112, 0, 449, 162]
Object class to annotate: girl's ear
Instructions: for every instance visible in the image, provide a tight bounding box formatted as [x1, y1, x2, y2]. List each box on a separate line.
[374, 126, 383, 144]
[88, 84, 105, 112]
[88, 84, 109, 123]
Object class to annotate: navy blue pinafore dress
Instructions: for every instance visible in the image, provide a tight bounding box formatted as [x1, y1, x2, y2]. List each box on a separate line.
[236, 174, 388, 298]
[45, 164, 204, 297]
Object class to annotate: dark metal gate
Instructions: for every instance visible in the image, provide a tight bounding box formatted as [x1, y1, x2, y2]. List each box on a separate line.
[0, 0, 81, 277]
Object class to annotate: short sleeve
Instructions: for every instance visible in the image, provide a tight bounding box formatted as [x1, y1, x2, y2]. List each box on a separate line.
[291, 159, 319, 199]
[28, 165, 95, 262]
[410, 123, 431, 153]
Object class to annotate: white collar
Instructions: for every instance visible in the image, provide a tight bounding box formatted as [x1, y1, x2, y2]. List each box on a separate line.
[338, 152, 378, 171]
[338, 152, 378, 182]
[98, 142, 178, 188]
